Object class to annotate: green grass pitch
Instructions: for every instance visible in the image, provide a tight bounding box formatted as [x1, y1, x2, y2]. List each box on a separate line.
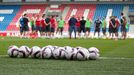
[0, 37, 134, 75]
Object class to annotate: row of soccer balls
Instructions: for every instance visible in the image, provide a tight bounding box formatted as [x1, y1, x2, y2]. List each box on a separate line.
[7, 45, 100, 60]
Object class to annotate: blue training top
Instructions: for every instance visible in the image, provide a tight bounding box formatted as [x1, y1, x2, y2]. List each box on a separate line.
[69, 17, 77, 26]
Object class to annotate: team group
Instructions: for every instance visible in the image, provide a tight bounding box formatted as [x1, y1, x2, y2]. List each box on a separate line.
[19, 12, 128, 40]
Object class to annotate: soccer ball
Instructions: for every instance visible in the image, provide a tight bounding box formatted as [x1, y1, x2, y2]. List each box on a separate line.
[64, 46, 77, 60]
[18, 46, 31, 58]
[75, 46, 84, 50]
[41, 47, 52, 59]
[58, 47, 66, 59]
[7, 45, 19, 57]
[88, 47, 100, 60]
[45, 45, 58, 52]
[30, 46, 41, 58]
[76, 47, 89, 60]
[52, 47, 65, 59]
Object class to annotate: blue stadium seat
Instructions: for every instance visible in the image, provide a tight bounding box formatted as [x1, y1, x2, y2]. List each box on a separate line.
[0, 5, 20, 31]
[92, 4, 124, 32]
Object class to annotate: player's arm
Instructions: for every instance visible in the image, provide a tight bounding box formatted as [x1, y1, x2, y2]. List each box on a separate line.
[18, 19, 21, 28]
[68, 19, 71, 25]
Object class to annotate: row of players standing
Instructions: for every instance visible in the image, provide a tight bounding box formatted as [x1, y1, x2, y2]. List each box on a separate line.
[68, 13, 128, 40]
[19, 13, 92, 39]
[19, 14, 64, 38]
[19, 13, 128, 39]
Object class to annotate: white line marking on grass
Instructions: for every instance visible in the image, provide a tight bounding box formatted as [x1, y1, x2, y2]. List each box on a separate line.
[0, 55, 8, 57]
[99, 57, 134, 60]
[0, 55, 134, 59]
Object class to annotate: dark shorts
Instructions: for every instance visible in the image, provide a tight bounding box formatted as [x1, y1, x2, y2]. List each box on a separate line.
[46, 25, 50, 32]
[109, 27, 112, 33]
[95, 28, 100, 32]
[85, 27, 90, 32]
[20, 27, 23, 33]
[80, 27, 86, 33]
[31, 25, 35, 32]
[36, 26, 41, 32]
[121, 26, 126, 32]
[102, 28, 106, 33]
[22, 25, 29, 31]
[57, 27, 63, 32]
[112, 28, 117, 33]
[77, 27, 81, 32]
[51, 27, 55, 32]
[41, 27, 46, 32]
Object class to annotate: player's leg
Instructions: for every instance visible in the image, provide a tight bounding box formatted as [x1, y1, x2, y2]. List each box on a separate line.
[102, 28, 105, 37]
[98, 28, 100, 38]
[60, 27, 63, 36]
[23, 26, 27, 38]
[83, 27, 86, 38]
[51, 27, 55, 38]
[69, 26, 73, 39]
[48, 25, 51, 38]
[77, 27, 81, 38]
[94, 28, 96, 37]
[45, 26, 48, 38]
[88, 28, 91, 37]
[74, 26, 77, 39]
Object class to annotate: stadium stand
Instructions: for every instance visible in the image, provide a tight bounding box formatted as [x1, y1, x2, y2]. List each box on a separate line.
[2, 0, 21, 2]
[64, 4, 96, 31]
[129, 4, 134, 12]
[0, 5, 20, 31]
[0, 3, 134, 37]
[6, 5, 47, 31]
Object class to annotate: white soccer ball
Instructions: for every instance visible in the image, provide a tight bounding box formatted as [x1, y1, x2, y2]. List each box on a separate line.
[52, 47, 65, 59]
[64, 46, 77, 60]
[45, 45, 58, 52]
[30, 46, 41, 58]
[88, 47, 100, 60]
[7, 45, 19, 57]
[76, 48, 90, 60]
[41, 47, 52, 59]
[58, 47, 66, 59]
[18, 46, 31, 58]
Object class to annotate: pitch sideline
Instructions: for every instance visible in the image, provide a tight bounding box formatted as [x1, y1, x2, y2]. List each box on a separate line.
[0, 55, 134, 60]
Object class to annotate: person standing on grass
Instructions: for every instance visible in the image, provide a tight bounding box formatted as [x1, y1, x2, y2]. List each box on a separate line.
[76, 17, 81, 38]
[35, 15, 41, 37]
[80, 16, 86, 38]
[41, 14, 46, 37]
[102, 17, 107, 38]
[19, 15, 24, 38]
[85, 18, 92, 38]
[94, 17, 102, 38]
[23, 14, 29, 38]
[109, 16, 118, 40]
[68, 15, 77, 39]
[56, 17, 65, 37]
[120, 12, 127, 40]
[50, 15, 56, 38]
[115, 16, 120, 39]
[30, 14, 36, 33]
[45, 15, 51, 38]
[120, 16, 127, 40]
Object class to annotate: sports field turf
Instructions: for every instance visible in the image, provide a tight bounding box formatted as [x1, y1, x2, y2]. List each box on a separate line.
[0, 37, 134, 75]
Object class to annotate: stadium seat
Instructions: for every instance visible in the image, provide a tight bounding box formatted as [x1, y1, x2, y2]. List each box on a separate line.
[0, 5, 20, 31]
[6, 5, 47, 31]
[0, 4, 134, 33]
